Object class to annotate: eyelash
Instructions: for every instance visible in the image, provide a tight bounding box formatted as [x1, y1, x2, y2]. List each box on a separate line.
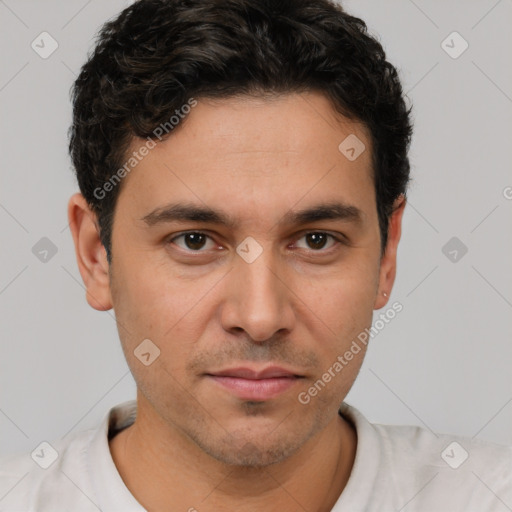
[167, 231, 345, 254]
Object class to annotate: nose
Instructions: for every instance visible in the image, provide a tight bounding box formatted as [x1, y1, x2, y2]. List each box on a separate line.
[220, 245, 295, 343]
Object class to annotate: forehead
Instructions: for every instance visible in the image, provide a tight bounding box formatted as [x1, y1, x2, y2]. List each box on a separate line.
[116, 92, 375, 224]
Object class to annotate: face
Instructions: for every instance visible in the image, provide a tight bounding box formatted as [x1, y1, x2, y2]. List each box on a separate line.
[71, 92, 403, 467]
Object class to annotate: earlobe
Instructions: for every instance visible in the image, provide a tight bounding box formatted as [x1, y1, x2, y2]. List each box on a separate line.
[67, 193, 113, 311]
[374, 194, 406, 310]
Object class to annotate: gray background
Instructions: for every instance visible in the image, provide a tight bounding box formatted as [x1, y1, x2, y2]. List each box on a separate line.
[1, 0, 511, 459]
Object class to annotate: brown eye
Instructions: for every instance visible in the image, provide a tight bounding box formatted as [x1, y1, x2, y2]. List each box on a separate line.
[170, 232, 215, 251]
[306, 233, 328, 250]
[295, 232, 338, 251]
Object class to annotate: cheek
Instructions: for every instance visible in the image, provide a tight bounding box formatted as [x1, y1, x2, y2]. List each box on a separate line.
[310, 259, 378, 329]
[299, 275, 373, 408]
[110, 257, 220, 367]
[300, 258, 377, 389]
[112, 254, 190, 328]
[110, 267, 202, 402]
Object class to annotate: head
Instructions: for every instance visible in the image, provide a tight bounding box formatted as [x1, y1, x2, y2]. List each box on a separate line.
[68, 0, 412, 467]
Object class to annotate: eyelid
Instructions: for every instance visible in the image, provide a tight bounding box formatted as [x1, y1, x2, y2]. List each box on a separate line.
[168, 230, 346, 253]
[290, 230, 345, 252]
[168, 231, 219, 252]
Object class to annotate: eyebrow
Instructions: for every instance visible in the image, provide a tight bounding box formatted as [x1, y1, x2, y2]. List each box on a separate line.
[140, 201, 364, 228]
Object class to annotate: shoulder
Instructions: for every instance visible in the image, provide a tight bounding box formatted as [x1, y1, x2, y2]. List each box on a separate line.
[339, 403, 512, 511]
[0, 427, 97, 511]
[0, 400, 137, 511]
[380, 423, 511, 510]
[374, 418, 511, 474]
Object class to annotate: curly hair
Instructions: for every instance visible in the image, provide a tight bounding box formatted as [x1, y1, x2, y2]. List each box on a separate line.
[68, 0, 413, 262]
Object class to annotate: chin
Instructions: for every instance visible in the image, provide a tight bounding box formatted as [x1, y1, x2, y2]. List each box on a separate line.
[188, 415, 317, 468]
[180, 396, 333, 467]
[202, 435, 301, 468]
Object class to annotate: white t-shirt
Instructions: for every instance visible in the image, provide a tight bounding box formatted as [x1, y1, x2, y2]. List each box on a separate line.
[0, 400, 510, 511]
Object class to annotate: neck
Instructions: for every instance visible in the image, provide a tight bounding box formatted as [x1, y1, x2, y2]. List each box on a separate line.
[109, 396, 357, 512]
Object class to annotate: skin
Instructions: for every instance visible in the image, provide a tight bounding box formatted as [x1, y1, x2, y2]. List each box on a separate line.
[68, 91, 405, 512]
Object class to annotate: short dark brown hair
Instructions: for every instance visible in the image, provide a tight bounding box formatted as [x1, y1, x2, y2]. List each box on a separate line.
[69, 0, 413, 262]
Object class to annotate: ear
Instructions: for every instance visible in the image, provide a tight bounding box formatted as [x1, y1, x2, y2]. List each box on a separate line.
[67, 193, 113, 311]
[374, 194, 406, 310]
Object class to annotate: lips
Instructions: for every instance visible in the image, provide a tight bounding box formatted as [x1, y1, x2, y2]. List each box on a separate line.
[206, 366, 302, 401]
[211, 366, 298, 380]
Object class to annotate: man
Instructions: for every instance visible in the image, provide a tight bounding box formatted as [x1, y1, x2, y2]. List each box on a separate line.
[1, 0, 510, 510]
